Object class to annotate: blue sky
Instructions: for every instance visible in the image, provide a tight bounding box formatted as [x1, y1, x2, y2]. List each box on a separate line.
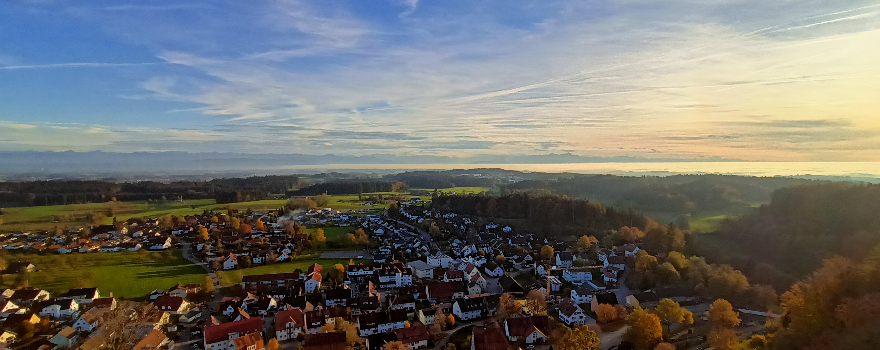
[2, 0, 880, 161]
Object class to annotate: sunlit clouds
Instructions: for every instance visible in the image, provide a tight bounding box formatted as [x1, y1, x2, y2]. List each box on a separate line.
[1, 0, 879, 160]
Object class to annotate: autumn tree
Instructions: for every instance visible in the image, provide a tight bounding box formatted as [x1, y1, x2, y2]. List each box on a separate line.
[203, 276, 215, 295]
[620, 226, 645, 243]
[653, 299, 692, 337]
[446, 314, 456, 327]
[596, 304, 621, 324]
[316, 228, 327, 242]
[540, 245, 555, 261]
[655, 263, 681, 285]
[313, 194, 330, 208]
[708, 328, 739, 350]
[435, 309, 447, 330]
[499, 294, 521, 317]
[635, 251, 659, 273]
[526, 290, 548, 315]
[578, 235, 593, 252]
[267, 338, 280, 350]
[560, 325, 600, 350]
[199, 227, 210, 241]
[666, 251, 688, 271]
[625, 312, 663, 350]
[708, 299, 741, 328]
[391, 182, 407, 193]
[255, 218, 266, 231]
[230, 217, 241, 229]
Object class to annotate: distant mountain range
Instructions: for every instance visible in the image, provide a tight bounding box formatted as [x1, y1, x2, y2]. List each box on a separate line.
[0, 151, 738, 180]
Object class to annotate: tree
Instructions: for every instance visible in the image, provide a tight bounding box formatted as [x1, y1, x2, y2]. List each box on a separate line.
[255, 218, 266, 231]
[392, 182, 407, 193]
[596, 304, 620, 323]
[434, 309, 447, 329]
[655, 263, 681, 285]
[203, 276, 215, 295]
[620, 226, 645, 243]
[635, 251, 659, 273]
[230, 217, 241, 229]
[495, 255, 506, 265]
[578, 235, 593, 252]
[199, 227, 210, 241]
[625, 311, 663, 350]
[313, 194, 330, 208]
[708, 299, 741, 328]
[747, 335, 766, 349]
[666, 251, 688, 271]
[267, 338, 280, 350]
[560, 325, 600, 350]
[499, 294, 521, 317]
[386, 341, 410, 350]
[540, 245, 555, 261]
[708, 328, 740, 350]
[526, 290, 548, 315]
[316, 228, 327, 242]
[446, 314, 456, 327]
[654, 299, 689, 337]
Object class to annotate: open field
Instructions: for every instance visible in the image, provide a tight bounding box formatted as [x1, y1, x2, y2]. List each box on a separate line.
[0, 250, 207, 300]
[216, 258, 370, 286]
[305, 226, 358, 241]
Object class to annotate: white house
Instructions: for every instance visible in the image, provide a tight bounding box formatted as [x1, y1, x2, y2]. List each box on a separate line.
[505, 316, 549, 344]
[558, 299, 587, 326]
[427, 254, 452, 268]
[223, 254, 239, 270]
[40, 299, 79, 319]
[275, 309, 304, 341]
[73, 309, 102, 332]
[452, 298, 484, 321]
[407, 260, 434, 279]
[571, 287, 594, 304]
[555, 252, 574, 268]
[483, 262, 504, 277]
[562, 268, 596, 285]
[305, 274, 322, 293]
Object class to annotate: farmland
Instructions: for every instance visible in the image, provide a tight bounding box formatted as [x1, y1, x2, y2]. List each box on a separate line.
[0, 250, 207, 300]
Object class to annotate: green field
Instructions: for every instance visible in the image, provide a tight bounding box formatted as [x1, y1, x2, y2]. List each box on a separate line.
[306, 226, 358, 241]
[0, 250, 207, 300]
[216, 258, 369, 286]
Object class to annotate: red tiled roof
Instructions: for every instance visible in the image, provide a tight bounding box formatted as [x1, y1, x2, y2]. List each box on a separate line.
[233, 332, 264, 350]
[275, 308, 305, 332]
[391, 324, 429, 344]
[473, 325, 507, 350]
[203, 317, 263, 345]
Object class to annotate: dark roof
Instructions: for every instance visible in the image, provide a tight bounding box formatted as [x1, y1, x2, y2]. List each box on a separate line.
[498, 275, 525, 294]
[559, 299, 581, 317]
[472, 325, 508, 350]
[59, 288, 98, 299]
[594, 292, 618, 306]
[392, 324, 429, 344]
[203, 317, 263, 345]
[5, 262, 34, 274]
[10, 289, 44, 301]
[426, 282, 465, 299]
[303, 331, 347, 346]
[366, 333, 398, 350]
[556, 252, 573, 261]
[506, 316, 550, 337]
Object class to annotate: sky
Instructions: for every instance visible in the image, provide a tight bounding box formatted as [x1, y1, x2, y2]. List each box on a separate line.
[1, 0, 880, 162]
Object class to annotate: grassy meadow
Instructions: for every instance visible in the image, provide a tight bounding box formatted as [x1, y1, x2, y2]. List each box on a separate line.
[0, 250, 207, 300]
[216, 258, 369, 286]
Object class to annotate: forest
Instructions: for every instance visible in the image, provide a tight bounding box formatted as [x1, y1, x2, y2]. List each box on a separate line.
[717, 183, 880, 276]
[431, 192, 651, 238]
[0, 175, 304, 207]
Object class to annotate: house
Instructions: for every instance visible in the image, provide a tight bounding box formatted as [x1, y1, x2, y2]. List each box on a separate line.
[452, 298, 484, 321]
[571, 287, 594, 304]
[39, 298, 79, 319]
[73, 309, 102, 332]
[547, 276, 563, 292]
[562, 267, 598, 286]
[133, 329, 173, 350]
[391, 324, 430, 349]
[305, 274, 322, 293]
[407, 260, 434, 279]
[10, 289, 50, 305]
[418, 307, 439, 325]
[590, 293, 619, 312]
[504, 316, 549, 344]
[5, 262, 35, 274]
[464, 264, 480, 280]
[535, 264, 549, 277]
[483, 262, 504, 277]
[48, 327, 79, 349]
[153, 296, 188, 314]
[180, 310, 203, 323]
[275, 308, 305, 341]
[92, 297, 117, 310]
[203, 317, 264, 350]
[233, 332, 264, 350]
[304, 332, 347, 350]
[498, 275, 525, 296]
[0, 330, 16, 345]
[241, 273, 301, 291]
[627, 291, 660, 309]
[427, 254, 451, 268]
[555, 252, 574, 268]
[356, 310, 408, 336]
[442, 270, 464, 282]
[169, 284, 201, 298]
[58, 287, 100, 304]
[558, 299, 587, 326]
[0, 300, 19, 317]
[388, 293, 416, 312]
[366, 333, 398, 350]
[425, 282, 466, 302]
[622, 244, 641, 257]
[224, 254, 239, 270]
[471, 325, 508, 350]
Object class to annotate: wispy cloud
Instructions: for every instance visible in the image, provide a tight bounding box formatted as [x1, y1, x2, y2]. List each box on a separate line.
[0, 62, 165, 70]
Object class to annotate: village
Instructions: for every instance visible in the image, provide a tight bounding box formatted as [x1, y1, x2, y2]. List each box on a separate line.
[0, 197, 769, 350]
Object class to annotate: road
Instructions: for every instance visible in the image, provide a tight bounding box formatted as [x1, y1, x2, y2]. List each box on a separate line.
[387, 217, 439, 251]
[179, 242, 223, 349]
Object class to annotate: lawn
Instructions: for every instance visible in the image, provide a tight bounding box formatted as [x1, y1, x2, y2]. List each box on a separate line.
[306, 226, 358, 241]
[216, 258, 370, 286]
[0, 250, 207, 300]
